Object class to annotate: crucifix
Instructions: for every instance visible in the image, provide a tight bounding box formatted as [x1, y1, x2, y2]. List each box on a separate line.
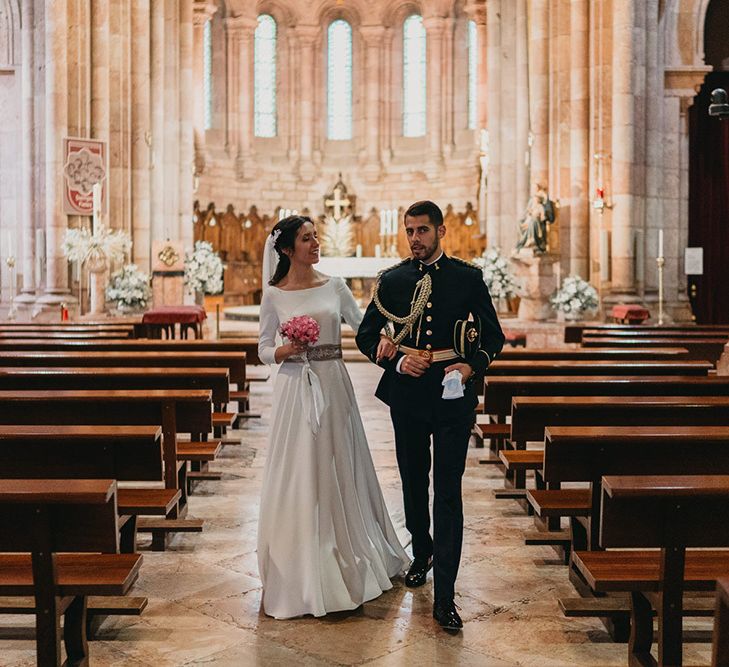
[325, 187, 351, 220]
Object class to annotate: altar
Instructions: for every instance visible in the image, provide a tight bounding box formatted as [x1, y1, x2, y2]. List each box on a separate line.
[315, 256, 401, 278]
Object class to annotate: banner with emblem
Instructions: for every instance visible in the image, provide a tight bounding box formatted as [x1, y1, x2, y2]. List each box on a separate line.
[62, 138, 107, 216]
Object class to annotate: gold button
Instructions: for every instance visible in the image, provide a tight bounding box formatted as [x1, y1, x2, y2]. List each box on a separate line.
[426, 330, 432, 336]
[426, 316, 432, 322]
[426, 302, 432, 308]
[425, 344, 432, 350]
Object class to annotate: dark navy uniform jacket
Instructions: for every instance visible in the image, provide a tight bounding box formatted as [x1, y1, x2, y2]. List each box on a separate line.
[356, 254, 505, 418]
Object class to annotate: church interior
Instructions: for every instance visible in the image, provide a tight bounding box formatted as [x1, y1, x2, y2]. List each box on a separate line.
[2, 0, 729, 665]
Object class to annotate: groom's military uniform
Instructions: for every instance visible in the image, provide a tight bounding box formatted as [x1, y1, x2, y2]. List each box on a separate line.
[356, 254, 504, 602]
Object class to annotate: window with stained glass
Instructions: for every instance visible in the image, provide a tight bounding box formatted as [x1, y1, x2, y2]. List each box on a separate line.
[254, 14, 277, 138]
[468, 20, 478, 130]
[403, 15, 426, 137]
[203, 19, 213, 130]
[327, 20, 353, 141]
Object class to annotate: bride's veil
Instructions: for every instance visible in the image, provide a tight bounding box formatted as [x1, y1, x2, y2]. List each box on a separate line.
[261, 230, 280, 292]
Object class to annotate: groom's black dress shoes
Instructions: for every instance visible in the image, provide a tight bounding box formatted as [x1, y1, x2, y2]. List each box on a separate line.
[405, 557, 433, 588]
[433, 599, 463, 631]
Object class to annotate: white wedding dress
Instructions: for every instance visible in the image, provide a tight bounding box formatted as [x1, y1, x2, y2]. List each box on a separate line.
[257, 276, 409, 619]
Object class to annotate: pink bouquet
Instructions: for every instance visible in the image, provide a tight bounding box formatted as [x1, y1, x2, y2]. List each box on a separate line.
[280, 315, 320, 346]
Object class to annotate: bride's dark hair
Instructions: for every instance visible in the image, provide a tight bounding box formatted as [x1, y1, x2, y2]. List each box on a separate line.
[268, 215, 313, 286]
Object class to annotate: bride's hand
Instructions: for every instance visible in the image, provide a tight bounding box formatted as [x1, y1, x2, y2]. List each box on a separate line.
[274, 341, 307, 363]
[376, 336, 398, 362]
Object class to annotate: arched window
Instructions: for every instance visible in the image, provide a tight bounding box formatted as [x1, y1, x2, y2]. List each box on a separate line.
[468, 20, 478, 130]
[327, 20, 353, 140]
[403, 15, 426, 137]
[254, 14, 277, 138]
[203, 18, 213, 130]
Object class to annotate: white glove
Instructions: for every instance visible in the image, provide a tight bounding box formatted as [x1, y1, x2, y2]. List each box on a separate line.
[441, 369, 464, 400]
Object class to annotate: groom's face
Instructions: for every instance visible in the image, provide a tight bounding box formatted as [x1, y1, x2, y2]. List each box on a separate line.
[404, 214, 445, 263]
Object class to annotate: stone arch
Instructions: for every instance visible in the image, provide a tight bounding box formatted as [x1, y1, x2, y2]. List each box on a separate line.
[315, 0, 365, 29]
[381, 1, 425, 28]
[0, 0, 20, 66]
[255, 0, 298, 27]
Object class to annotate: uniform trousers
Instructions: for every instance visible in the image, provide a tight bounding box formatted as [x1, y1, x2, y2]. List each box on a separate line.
[390, 406, 472, 602]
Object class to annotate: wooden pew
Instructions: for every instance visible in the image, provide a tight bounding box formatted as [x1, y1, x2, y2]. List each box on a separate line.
[565, 323, 729, 344]
[0, 390, 212, 549]
[531, 425, 729, 547]
[0, 337, 262, 365]
[482, 376, 729, 423]
[0, 479, 143, 666]
[0, 350, 247, 386]
[528, 426, 729, 634]
[0, 425, 178, 553]
[511, 396, 729, 446]
[0, 366, 230, 409]
[497, 347, 691, 361]
[572, 475, 729, 666]
[0, 331, 134, 340]
[583, 328, 729, 340]
[714, 578, 729, 667]
[581, 337, 727, 364]
[487, 360, 711, 376]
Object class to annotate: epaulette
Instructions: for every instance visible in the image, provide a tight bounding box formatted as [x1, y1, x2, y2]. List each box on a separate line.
[377, 257, 411, 277]
[450, 256, 482, 271]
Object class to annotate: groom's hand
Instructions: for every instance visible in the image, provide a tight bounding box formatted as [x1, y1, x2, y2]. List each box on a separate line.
[400, 354, 430, 377]
[443, 362, 473, 384]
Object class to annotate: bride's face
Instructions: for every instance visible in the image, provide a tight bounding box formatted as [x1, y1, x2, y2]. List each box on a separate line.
[288, 222, 320, 266]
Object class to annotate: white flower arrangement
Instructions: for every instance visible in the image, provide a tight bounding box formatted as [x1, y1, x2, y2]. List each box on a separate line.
[105, 264, 152, 310]
[551, 275, 599, 318]
[62, 224, 131, 268]
[185, 241, 223, 295]
[482, 247, 520, 300]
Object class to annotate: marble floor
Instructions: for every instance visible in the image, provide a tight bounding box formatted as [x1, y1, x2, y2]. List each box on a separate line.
[2, 362, 714, 666]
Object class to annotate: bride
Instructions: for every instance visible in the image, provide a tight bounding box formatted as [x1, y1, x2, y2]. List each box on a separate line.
[257, 214, 410, 619]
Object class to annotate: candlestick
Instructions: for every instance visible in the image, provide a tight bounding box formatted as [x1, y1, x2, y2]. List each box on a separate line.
[92, 182, 102, 234]
[5, 254, 16, 321]
[658, 228, 664, 260]
[656, 255, 665, 326]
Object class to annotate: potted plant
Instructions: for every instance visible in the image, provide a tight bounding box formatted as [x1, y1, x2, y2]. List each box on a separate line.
[105, 264, 152, 313]
[184, 241, 224, 304]
[550, 275, 599, 321]
[482, 247, 521, 312]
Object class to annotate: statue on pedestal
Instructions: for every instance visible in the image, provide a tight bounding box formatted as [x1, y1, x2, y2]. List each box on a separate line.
[514, 183, 555, 254]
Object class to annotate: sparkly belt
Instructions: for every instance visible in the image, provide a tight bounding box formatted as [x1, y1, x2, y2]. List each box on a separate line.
[284, 344, 343, 363]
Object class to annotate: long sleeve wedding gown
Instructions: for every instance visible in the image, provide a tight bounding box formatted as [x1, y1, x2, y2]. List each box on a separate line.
[257, 276, 409, 619]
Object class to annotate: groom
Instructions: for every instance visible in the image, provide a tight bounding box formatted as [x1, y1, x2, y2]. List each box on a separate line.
[356, 200, 504, 631]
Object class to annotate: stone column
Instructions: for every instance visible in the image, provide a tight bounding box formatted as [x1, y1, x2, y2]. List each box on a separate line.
[570, 0, 590, 277]
[90, 0, 110, 151]
[610, 0, 637, 294]
[296, 25, 318, 183]
[286, 30, 299, 162]
[163, 0, 179, 238]
[361, 25, 384, 182]
[528, 0, 549, 190]
[381, 27, 394, 166]
[486, 0, 502, 248]
[17, 0, 35, 302]
[178, 0, 194, 245]
[228, 16, 257, 181]
[131, 0, 152, 269]
[515, 0, 529, 211]
[464, 2, 487, 132]
[442, 17, 456, 157]
[192, 2, 217, 167]
[150, 0, 165, 242]
[224, 17, 240, 157]
[39, 0, 72, 305]
[423, 16, 445, 179]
